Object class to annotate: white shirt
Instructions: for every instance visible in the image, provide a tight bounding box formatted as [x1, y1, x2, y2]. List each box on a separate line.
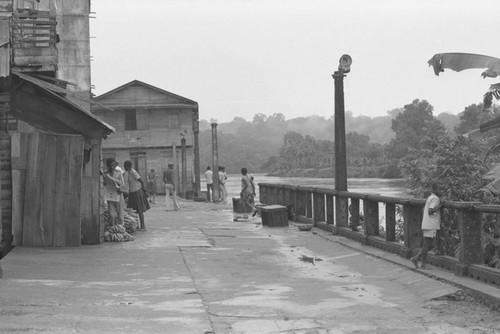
[421, 193, 440, 230]
[205, 170, 213, 184]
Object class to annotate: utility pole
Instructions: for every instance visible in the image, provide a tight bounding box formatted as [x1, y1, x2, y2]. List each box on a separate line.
[332, 54, 352, 228]
[181, 135, 187, 198]
[211, 122, 220, 202]
[193, 108, 201, 196]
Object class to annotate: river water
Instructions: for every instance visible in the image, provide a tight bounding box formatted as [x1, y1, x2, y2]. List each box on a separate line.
[209, 174, 409, 202]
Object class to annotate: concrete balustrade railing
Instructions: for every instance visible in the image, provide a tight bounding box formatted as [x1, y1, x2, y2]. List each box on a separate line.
[259, 183, 500, 286]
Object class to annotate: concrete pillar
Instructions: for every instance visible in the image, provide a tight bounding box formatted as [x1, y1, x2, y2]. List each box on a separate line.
[385, 203, 396, 242]
[313, 192, 325, 223]
[364, 199, 379, 236]
[350, 198, 360, 229]
[456, 208, 483, 276]
[404, 203, 422, 250]
[326, 194, 334, 225]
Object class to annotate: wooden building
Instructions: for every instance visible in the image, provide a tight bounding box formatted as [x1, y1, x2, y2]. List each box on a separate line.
[92, 80, 201, 197]
[0, 0, 114, 256]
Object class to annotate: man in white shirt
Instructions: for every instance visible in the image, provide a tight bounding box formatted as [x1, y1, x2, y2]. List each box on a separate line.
[205, 166, 213, 202]
[411, 183, 443, 269]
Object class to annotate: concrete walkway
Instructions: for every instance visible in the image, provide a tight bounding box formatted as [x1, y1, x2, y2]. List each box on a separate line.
[1, 197, 499, 333]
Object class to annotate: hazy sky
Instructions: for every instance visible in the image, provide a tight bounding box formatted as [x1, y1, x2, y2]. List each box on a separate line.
[90, 0, 499, 122]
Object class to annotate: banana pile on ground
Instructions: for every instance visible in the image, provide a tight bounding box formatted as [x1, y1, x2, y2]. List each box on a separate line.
[104, 224, 135, 242]
[102, 208, 140, 242]
[123, 209, 140, 233]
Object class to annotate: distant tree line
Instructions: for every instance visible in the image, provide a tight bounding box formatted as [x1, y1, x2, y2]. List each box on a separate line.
[199, 100, 500, 180]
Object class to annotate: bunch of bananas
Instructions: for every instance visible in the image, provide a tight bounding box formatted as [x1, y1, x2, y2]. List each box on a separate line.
[123, 214, 139, 233]
[104, 224, 135, 242]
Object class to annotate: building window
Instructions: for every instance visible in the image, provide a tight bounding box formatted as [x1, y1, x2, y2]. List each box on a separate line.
[167, 114, 179, 128]
[124, 109, 137, 130]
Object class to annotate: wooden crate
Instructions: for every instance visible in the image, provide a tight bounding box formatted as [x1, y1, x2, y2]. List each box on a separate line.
[261, 205, 288, 227]
[232, 197, 253, 213]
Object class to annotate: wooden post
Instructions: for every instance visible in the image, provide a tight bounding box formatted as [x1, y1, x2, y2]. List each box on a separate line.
[364, 199, 379, 236]
[210, 123, 220, 202]
[181, 136, 187, 197]
[385, 203, 396, 242]
[172, 142, 179, 192]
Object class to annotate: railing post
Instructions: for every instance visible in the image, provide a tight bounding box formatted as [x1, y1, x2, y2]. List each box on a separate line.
[259, 185, 267, 204]
[296, 189, 306, 217]
[313, 192, 325, 223]
[306, 190, 313, 219]
[350, 198, 360, 230]
[385, 203, 396, 242]
[364, 199, 379, 236]
[289, 187, 297, 218]
[326, 194, 334, 225]
[335, 192, 349, 228]
[335, 196, 349, 228]
[404, 203, 422, 250]
[283, 187, 289, 207]
[276, 187, 283, 205]
[456, 207, 483, 276]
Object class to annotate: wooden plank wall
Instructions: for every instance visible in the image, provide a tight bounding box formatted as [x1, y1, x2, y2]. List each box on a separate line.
[17, 132, 83, 247]
[80, 140, 102, 245]
[0, 133, 11, 249]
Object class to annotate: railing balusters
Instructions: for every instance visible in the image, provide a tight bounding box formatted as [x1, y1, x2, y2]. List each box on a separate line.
[257, 183, 500, 283]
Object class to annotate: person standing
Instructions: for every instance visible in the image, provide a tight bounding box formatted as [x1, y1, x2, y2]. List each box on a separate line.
[103, 158, 124, 226]
[123, 160, 150, 230]
[163, 163, 180, 211]
[205, 166, 213, 202]
[146, 169, 157, 204]
[240, 167, 257, 216]
[218, 166, 228, 204]
[411, 183, 443, 269]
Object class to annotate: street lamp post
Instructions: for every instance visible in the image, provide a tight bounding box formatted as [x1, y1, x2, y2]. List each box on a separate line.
[211, 122, 220, 202]
[332, 54, 352, 229]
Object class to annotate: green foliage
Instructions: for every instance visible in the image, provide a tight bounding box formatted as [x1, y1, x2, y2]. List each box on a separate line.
[387, 99, 446, 159]
[400, 135, 487, 200]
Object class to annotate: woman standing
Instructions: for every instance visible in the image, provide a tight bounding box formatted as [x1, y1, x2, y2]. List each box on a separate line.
[103, 158, 124, 226]
[240, 167, 257, 216]
[123, 160, 150, 230]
